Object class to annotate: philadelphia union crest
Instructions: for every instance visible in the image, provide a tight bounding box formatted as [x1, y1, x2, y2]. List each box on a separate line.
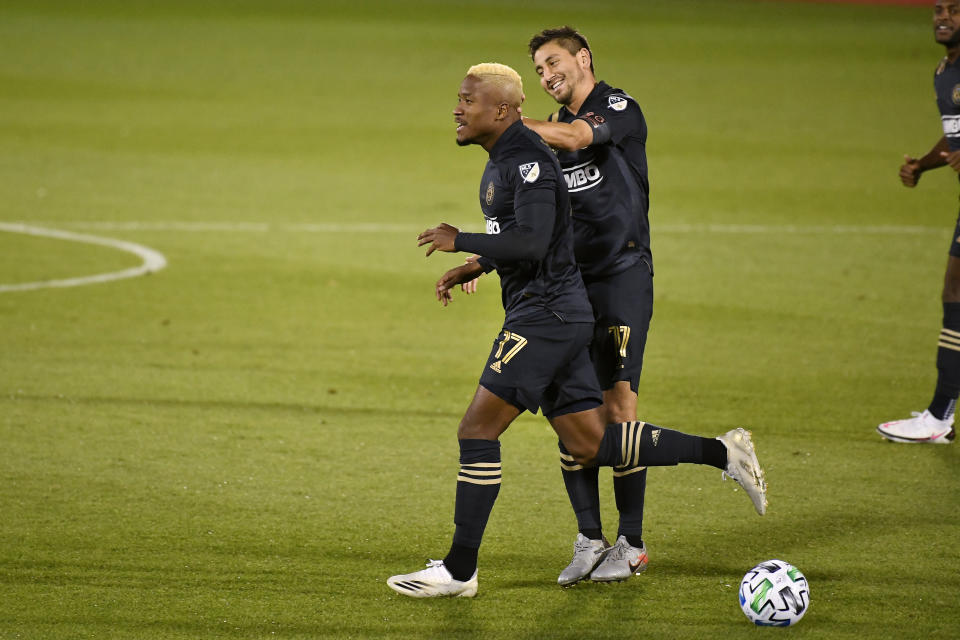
[485, 181, 495, 205]
[952, 84, 960, 105]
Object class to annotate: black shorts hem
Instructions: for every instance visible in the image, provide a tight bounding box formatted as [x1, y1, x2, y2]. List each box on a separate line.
[601, 376, 640, 395]
[544, 397, 603, 420]
[480, 383, 530, 414]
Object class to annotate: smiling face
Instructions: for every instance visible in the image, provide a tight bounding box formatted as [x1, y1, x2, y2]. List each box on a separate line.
[453, 75, 504, 149]
[936, 0, 960, 48]
[532, 40, 593, 108]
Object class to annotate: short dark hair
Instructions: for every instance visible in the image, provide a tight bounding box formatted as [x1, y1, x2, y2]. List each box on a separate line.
[528, 26, 594, 73]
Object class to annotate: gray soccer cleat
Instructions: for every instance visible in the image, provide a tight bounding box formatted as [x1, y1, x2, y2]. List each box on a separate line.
[718, 427, 767, 515]
[557, 533, 607, 586]
[589, 535, 648, 582]
[387, 560, 477, 598]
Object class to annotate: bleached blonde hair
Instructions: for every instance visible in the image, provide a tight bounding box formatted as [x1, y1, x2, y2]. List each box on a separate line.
[466, 62, 524, 107]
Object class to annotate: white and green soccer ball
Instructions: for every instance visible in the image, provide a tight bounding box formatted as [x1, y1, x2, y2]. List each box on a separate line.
[738, 559, 810, 626]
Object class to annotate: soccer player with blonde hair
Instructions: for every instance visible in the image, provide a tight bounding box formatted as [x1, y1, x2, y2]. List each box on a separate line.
[386, 65, 766, 598]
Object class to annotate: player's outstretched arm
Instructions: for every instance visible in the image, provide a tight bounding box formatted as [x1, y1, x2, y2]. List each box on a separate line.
[901, 136, 950, 187]
[454, 202, 554, 262]
[522, 116, 593, 151]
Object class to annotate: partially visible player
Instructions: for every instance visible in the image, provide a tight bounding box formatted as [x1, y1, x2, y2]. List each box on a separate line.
[877, 0, 960, 445]
[521, 26, 655, 584]
[385, 63, 766, 599]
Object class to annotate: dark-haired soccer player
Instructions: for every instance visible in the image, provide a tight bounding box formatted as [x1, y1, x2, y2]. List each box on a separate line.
[521, 26, 657, 584]
[385, 63, 766, 598]
[878, 0, 960, 445]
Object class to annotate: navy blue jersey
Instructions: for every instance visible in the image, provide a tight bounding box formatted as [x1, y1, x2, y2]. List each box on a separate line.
[455, 120, 593, 325]
[936, 56, 960, 153]
[552, 81, 651, 278]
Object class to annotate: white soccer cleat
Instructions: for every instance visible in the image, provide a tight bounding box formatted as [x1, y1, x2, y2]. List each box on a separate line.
[557, 533, 608, 586]
[877, 410, 956, 444]
[718, 428, 767, 516]
[589, 535, 648, 583]
[387, 560, 477, 598]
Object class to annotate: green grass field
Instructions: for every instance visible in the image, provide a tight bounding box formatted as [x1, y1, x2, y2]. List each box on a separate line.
[2, 0, 959, 638]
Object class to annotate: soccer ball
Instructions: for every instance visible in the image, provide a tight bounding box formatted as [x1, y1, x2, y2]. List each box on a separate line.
[738, 559, 810, 626]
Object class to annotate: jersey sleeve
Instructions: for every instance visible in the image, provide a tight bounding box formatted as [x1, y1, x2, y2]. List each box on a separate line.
[454, 201, 555, 262]
[476, 256, 496, 273]
[453, 153, 559, 263]
[509, 154, 559, 209]
[576, 95, 646, 146]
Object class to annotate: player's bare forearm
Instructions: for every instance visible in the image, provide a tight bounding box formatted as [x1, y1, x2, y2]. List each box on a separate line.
[919, 136, 951, 170]
[521, 117, 592, 151]
[435, 261, 484, 306]
[900, 137, 950, 187]
[935, 135, 960, 173]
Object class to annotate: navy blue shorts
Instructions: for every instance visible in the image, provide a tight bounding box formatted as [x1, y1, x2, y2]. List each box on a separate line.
[950, 211, 960, 258]
[478, 316, 603, 419]
[583, 261, 654, 393]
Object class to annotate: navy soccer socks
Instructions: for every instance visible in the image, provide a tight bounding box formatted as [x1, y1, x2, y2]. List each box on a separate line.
[560, 439, 648, 546]
[613, 467, 647, 547]
[445, 425, 725, 580]
[444, 439, 501, 581]
[929, 302, 960, 421]
[595, 421, 727, 470]
[567, 421, 724, 548]
[559, 441, 603, 540]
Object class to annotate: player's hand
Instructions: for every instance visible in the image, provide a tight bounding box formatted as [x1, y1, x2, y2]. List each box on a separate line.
[461, 255, 482, 294]
[435, 261, 484, 307]
[942, 150, 960, 173]
[417, 223, 459, 256]
[899, 155, 922, 187]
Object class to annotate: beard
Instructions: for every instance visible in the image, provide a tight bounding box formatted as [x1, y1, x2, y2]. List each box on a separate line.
[555, 83, 576, 106]
[552, 68, 584, 106]
[939, 27, 960, 48]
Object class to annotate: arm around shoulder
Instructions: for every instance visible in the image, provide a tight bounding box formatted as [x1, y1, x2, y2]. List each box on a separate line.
[522, 117, 593, 151]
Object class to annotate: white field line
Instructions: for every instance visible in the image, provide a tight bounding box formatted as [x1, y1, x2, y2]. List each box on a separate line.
[13, 221, 420, 233]
[0, 219, 944, 293]
[0, 223, 167, 293]
[658, 223, 943, 235]
[4, 220, 945, 235]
